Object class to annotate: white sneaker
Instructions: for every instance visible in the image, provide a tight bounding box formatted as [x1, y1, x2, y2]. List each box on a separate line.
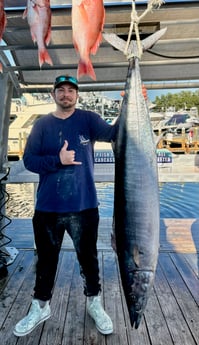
[87, 295, 113, 335]
[13, 299, 51, 337]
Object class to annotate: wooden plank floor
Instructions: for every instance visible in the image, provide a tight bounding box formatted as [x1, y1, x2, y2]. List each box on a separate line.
[0, 218, 198, 345]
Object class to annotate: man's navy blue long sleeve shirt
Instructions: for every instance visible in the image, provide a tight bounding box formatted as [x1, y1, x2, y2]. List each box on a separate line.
[23, 109, 118, 212]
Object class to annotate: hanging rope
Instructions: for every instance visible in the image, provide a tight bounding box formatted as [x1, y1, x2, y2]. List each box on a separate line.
[124, 0, 165, 59]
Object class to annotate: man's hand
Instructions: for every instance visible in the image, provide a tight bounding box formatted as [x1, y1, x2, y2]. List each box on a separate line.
[120, 84, 148, 100]
[142, 84, 147, 100]
[59, 140, 82, 165]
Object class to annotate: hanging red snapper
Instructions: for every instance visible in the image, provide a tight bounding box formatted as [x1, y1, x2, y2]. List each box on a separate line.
[72, 0, 105, 80]
[0, 0, 6, 41]
[0, 0, 7, 72]
[23, 0, 52, 67]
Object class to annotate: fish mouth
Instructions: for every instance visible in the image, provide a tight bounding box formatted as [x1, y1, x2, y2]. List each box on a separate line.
[123, 269, 154, 328]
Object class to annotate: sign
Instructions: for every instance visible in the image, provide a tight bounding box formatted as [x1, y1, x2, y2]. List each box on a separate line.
[94, 149, 172, 164]
[94, 150, 115, 164]
[156, 149, 172, 163]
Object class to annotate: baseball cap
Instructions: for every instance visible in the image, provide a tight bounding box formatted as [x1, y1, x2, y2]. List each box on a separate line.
[53, 75, 79, 90]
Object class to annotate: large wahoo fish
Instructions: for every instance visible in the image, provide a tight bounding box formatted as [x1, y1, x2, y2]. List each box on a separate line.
[104, 28, 167, 329]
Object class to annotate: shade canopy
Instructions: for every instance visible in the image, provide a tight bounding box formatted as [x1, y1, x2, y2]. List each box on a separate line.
[1, 0, 199, 93]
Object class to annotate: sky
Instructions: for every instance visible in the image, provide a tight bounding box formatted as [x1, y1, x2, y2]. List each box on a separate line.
[105, 87, 199, 102]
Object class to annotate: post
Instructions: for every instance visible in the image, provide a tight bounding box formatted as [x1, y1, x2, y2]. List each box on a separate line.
[0, 73, 13, 170]
[0, 73, 18, 266]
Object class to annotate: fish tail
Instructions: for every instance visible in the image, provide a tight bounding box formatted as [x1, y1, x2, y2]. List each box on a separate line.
[103, 28, 167, 55]
[38, 49, 53, 67]
[77, 59, 96, 81]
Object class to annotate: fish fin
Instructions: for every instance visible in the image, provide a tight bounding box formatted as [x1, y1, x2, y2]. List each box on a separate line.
[111, 216, 117, 252]
[90, 8, 105, 55]
[103, 32, 127, 53]
[80, 0, 91, 6]
[90, 32, 103, 55]
[44, 27, 51, 46]
[111, 232, 117, 252]
[22, 8, 28, 19]
[23, 4, 38, 18]
[0, 62, 3, 73]
[77, 59, 96, 80]
[142, 27, 167, 51]
[30, 30, 37, 44]
[38, 49, 53, 67]
[133, 246, 140, 267]
[72, 39, 79, 53]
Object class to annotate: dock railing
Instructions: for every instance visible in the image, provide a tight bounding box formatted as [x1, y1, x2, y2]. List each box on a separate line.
[0, 152, 199, 266]
[157, 127, 199, 154]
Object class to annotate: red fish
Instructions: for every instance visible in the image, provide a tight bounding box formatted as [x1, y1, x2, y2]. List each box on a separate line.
[23, 0, 52, 67]
[0, 0, 7, 72]
[72, 0, 105, 80]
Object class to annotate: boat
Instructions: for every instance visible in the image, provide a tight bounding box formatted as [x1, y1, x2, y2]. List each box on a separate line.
[8, 92, 119, 160]
[155, 113, 199, 154]
[8, 100, 55, 159]
[8, 95, 199, 159]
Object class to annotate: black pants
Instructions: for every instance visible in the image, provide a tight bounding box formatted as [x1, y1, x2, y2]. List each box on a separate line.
[33, 208, 101, 301]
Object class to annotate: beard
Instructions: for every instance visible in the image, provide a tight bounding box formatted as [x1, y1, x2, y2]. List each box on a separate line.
[56, 97, 76, 110]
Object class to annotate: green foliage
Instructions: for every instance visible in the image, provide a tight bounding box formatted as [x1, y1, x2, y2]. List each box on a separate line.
[154, 90, 199, 113]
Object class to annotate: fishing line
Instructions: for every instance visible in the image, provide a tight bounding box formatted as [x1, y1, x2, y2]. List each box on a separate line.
[125, 0, 164, 59]
[147, 49, 199, 59]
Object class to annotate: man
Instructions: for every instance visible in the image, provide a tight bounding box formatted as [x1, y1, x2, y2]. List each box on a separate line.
[13, 75, 118, 337]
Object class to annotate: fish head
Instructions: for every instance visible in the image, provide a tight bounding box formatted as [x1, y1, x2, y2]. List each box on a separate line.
[127, 270, 154, 328]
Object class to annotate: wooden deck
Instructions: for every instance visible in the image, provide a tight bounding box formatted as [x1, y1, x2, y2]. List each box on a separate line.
[0, 217, 199, 345]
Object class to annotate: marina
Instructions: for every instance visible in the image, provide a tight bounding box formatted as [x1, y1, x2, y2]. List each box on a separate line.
[157, 131, 199, 155]
[0, 2, 199, 343]
[0, 154, 199, 344]
[2, 96, 199, 345]
[7, 104, 199, 160]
